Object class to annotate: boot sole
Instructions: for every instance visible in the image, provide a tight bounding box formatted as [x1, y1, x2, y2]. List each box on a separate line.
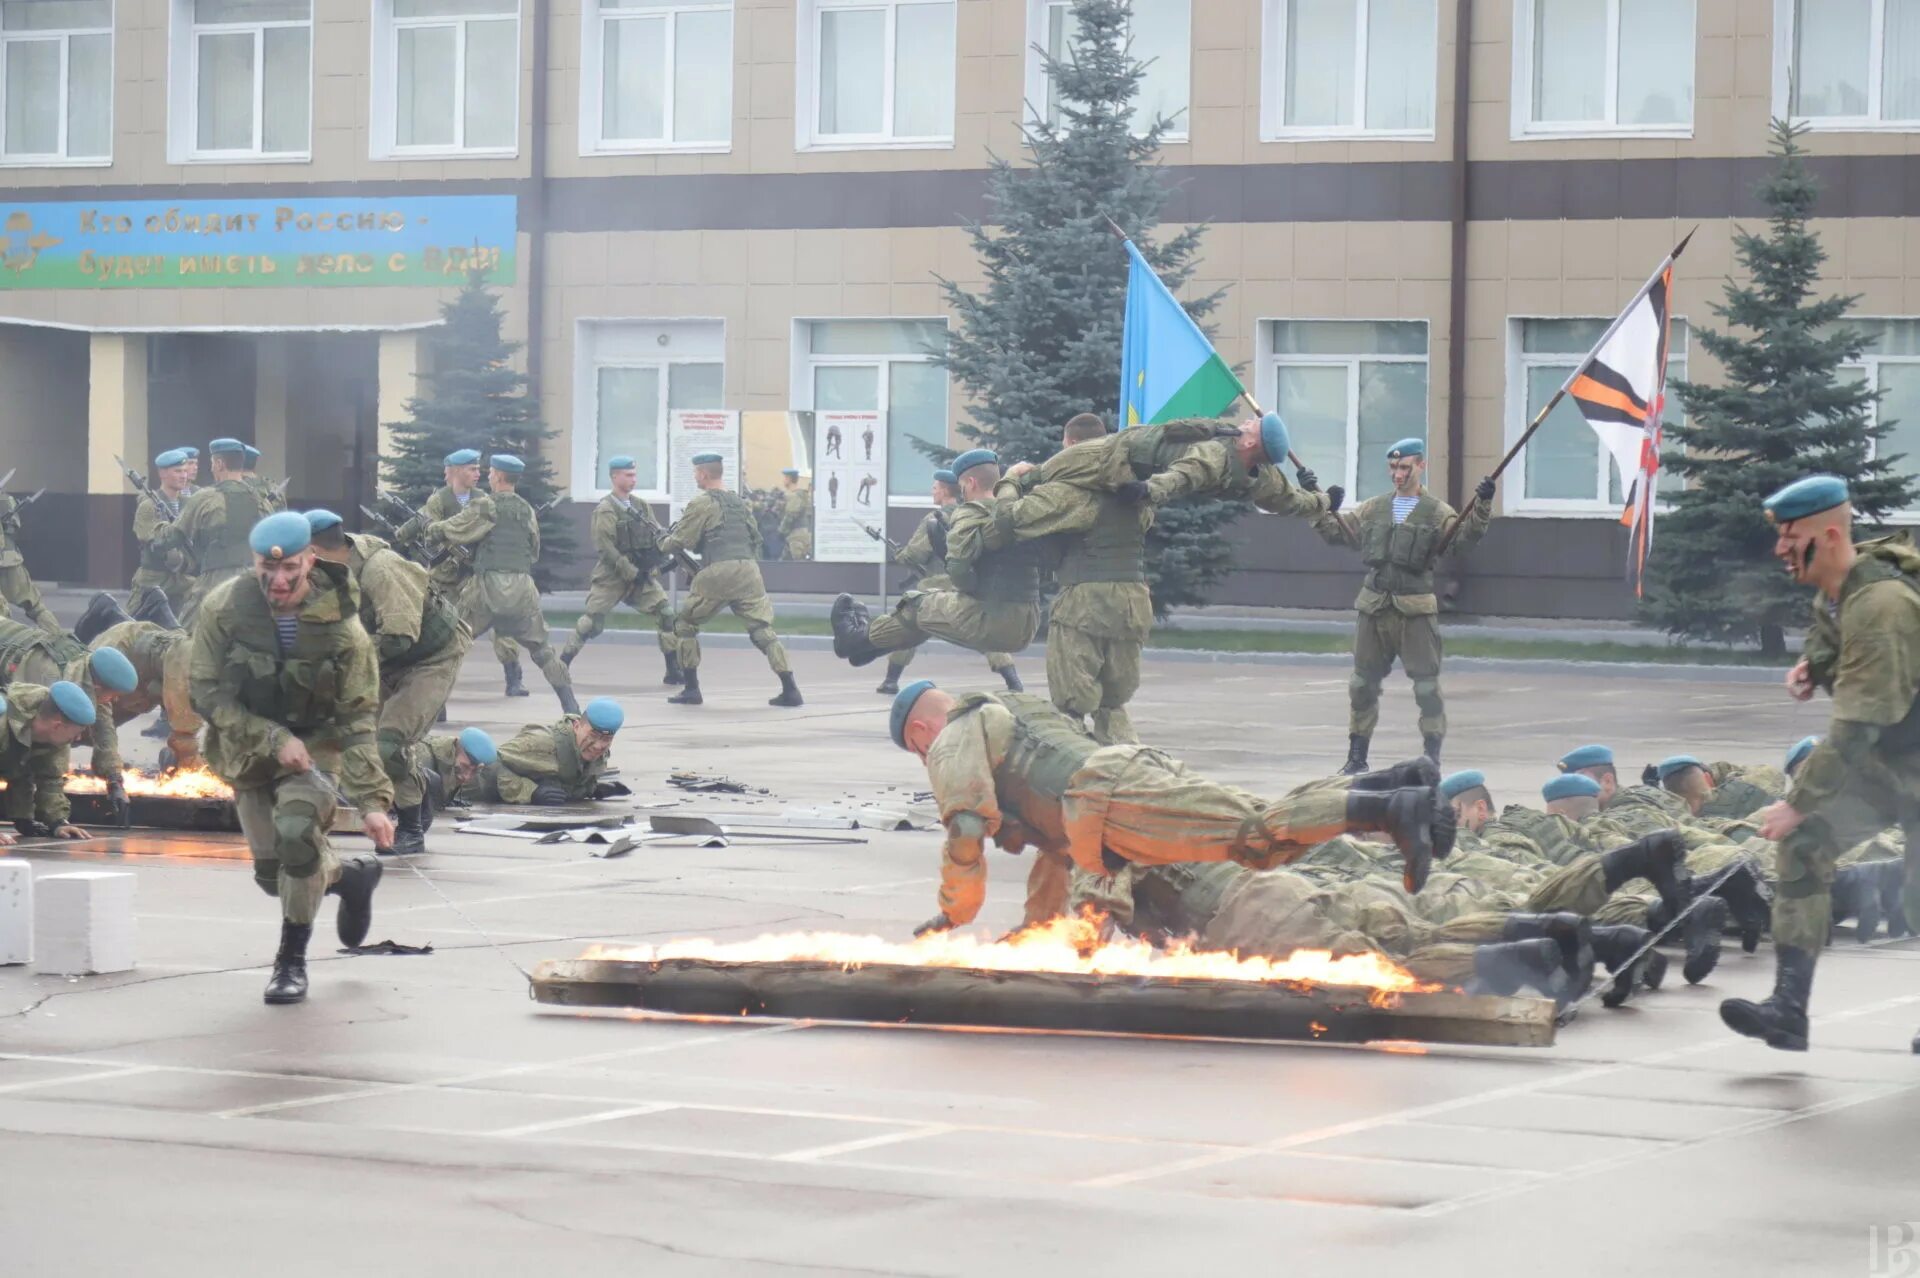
[263, 989, 308, 1005]
[1719, 1001, 1809, 1050]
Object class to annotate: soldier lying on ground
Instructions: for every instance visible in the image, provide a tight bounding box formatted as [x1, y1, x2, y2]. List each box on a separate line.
[466, 698, 628, 806]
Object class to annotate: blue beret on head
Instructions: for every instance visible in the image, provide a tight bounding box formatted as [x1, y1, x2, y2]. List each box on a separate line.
[584, 697, 624, 733]
[181, 446, 200, 458]
[444, 448, 481, 466]
[1656, 754, 1705, 782]
[1557, 744, 1614, 772]
[304, 509, 343, 533]
[241, 444, 262, 464]
[1542, 773, 1602, 802]
[457, 726, 498, 766]
[606, 455, 636, 472]
[1386, 437, 1426, 460]
[1785, 735, 1820, 776]
[690, 452, 723, 466]
[209, 437, 246, 456]
[49, 680, 96, 727]
[781, 467, 800, 477]
[951, 448, 998, 479]
[933, 468, 958, 486]
[86, 646, 138, 694]
[1258, 412, 1291, 466]
[890, 679, 938, 750]
[1439, 769, 1487, 800]
[249, 511, 312, 560]
[154, 448, 189, 469]
[1764, 474, 1849, 523]
[488, 453, 526, 474]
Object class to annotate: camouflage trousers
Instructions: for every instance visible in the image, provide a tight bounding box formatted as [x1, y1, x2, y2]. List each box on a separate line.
[1350, 607, 1444, 739]
[0, 563, 57, 633]
[675, 560, 790, 674]
[1047, 623, 1141, 745]
[563, 573, 674, 661]
[883, 573, 1012, 678]
[866, 591, 1039, 660]
[1772, 768, 1920, 952]
[235, 774, 340, 925]
[379, 625, 472, 809]
[461, 571, 573, 695]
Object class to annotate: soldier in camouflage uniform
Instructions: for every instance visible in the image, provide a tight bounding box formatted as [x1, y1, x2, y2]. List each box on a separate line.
[1721, 477, 1920, 1052]
[467, 698, 626, 805]
[0, 682, 106, 839]
[658, 453, 803, 708]
[1311, 438, 1496, 773]
[397, 447, 524, 683]
[410, 725, 498, 813]
[778, 468, 813, 561]
[0, 617, 142, 818]
[0, 483, 56, 634]
[160, 438, 273, 624]
[889, 680, 1453, 935]
[1646, 752, 1785, 821]
[87, 617, 202, 775]
[875, 468, 1021, 696]
[425, 453, 578, 713]
[188, 512, 395, 1005]
[559, 456, 680, 684]
[129, 447, 195, 614]
[238, 444, 284, 513]
[307, 511, 473, 855]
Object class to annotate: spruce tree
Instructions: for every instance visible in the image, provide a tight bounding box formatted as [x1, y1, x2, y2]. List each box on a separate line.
[1643, 118, 1917, 656]
[935, 0, 1236, 613]
[381, 269, 573, 586]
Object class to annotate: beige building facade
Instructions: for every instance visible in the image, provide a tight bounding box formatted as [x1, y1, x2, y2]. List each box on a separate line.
[1, 0, 1915, 614]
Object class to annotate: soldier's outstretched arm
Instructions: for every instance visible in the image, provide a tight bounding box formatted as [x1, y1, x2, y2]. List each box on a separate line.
[1311, 499, 1363, 549]
[983, 479, 1104, 543]
[188, 602, 292, 764]
[428, 493, 496, 547]
[29, 741, 71, 827]
[1442, 493, 1495, 557]
[658, 494, 716, 559]
[924, 706, 1013, 926]
[1248, 465, 1333, 518]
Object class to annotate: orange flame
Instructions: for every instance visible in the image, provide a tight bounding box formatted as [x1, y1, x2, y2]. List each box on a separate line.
[65, 765, 233, 800]
[582, 912, 1438, 996]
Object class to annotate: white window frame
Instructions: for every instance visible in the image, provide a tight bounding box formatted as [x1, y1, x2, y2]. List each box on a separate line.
[1773, 0, 1920, 131]
[168, 0, 312, 163]
[795, 0, 955, 152]
[580, 0, 734, 156]
[1840, 318, 1920, 522]
[0, 0, 114, 167]
[1022, 0, 1190, 141]
[790, 316, 950, 505]
[1259, 0, 1439, 142]
[1254, 318, 1430, 502]
[371, 0, 520, 160]
[1511, 0, 1695, 141]
[572, 318, 727, 502]
[1504, 315, 1688, 518]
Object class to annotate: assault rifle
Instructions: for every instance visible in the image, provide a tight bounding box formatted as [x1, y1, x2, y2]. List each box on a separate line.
[114, 456, 180, 522]
[631, 500, 701, 578]
[849, 515, 903, 557]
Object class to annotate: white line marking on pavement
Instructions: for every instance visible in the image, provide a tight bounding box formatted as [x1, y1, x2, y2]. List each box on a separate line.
[487, 1102, 680, 1138]
[773, 1124, 956, 1163]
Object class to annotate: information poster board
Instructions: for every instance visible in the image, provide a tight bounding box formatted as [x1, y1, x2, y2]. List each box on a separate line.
[667, 410, 741, 522]
[812, 410, 887, 564]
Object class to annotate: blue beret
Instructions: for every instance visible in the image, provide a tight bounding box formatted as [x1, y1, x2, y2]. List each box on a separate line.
[49, 680, 96, 726]
[1785, 735, 1820, 776]
[1542, 773, 1602, 802]
[690, 452, 723, 466]
[1386, 437, 1426, 460]
[781, 468, 800, 477]
[1764, 474, 1849, 523]
[181, 446, 200, 458]
[488, 453, 525, 474]
[1439, 769, 1487, 800]
[154, 448, 190, 468]
[951, 448, 998, 478]
[241, 445, 262, 464]
[444, 448, 481, 466]
[457, 726, 498, 766]
[1258, 412, 1290, 466]
[209, 437, 246, 456]
[607, 455, 637, 472]
[304, 509, 343, 533]
[584, 697, 624, 733]
[1656, 754, 1705, 782]
[249, 511, 312, 559]
[1557, 744, 1614, 772]
[933, 469, 958, 486]
[86, 646, 138, 694]
[890, 679, 937, 749]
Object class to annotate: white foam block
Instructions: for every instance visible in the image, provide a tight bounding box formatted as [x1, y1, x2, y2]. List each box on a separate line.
[34, 871, 136, 975]
[0, 860, 29, 965]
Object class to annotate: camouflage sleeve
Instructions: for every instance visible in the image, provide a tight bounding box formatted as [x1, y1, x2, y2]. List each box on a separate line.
[941, 501, 995, 592]
[659, 494, 716, 558]
[1248, 466, 1332, 518]
[334, 636, 394, 813]
[925, 703, 1014, 925]
[429, 492, 496, 547]
[489, 763, 538, 804]
[362, 553, 427, 647]
[1145, 439, 1237, 506]
[160, 644, 203, 744]
[592, 505, 638, 582]
[985, 480, 1105, 542]
[132, 498, 164, 545]
[1312, 499, 1364, 549]
[494, 726, 559, 784]
[895, 514, 937, 571]
[1443, 496, 1494, 557]
[89, 706, 122, 780]
[188, 595, 290, 769]
[529, 504, 542, 562]
[33, 742, 69, 825]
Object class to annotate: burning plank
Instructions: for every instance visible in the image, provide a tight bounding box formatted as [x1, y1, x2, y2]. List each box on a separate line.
[61, 766, 239, 832]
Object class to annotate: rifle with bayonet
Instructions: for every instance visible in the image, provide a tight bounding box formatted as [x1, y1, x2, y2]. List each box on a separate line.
[848, 514, 903, 557]
[114, 455, 181, 523]
[0, 471, 45, 535]
[631, 500, 701, 578]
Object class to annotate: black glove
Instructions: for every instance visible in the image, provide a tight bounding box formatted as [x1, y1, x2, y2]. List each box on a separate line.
[1115, 480, 1152, 505]
[106, 779, 131, 829]
[925, 517, 948, 562]
[913, 913, 956, 938]
[1325, 485, 1345, 513]
[1295, 467, 1319, 493]
[591, 780, 633, 800]
[1476, 475, 1496, 501]
[529, 782, 571, 807]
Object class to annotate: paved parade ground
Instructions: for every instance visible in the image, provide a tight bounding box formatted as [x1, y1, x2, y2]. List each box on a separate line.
[2, 634, 1916, 1277]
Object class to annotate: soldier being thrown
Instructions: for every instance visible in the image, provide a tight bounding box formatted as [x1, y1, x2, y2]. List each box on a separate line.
[188, 512, 396, 1006]
[561, 456, 681, 684]
[889, 680, 1454, 936]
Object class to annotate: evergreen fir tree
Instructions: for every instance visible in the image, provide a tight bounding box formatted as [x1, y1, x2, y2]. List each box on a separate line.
[1643, 118, 1918, 656]
[382, 269, 573, 586]
[934, 0, 1235, 613]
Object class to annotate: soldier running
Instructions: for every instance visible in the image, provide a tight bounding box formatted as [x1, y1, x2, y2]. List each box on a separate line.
[560, 455, 681, 684]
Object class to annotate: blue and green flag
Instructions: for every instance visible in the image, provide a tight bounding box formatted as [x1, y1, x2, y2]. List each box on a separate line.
[1118, 239, 1243, 427]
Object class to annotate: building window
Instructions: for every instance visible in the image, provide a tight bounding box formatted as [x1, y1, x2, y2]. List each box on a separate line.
[576, 320, 726, 498]
[179, 0, 310, 160]
[1514, 0, 1694, 136]
[1262, 0, 1436, 140]
[1780, 0, 1920, 127]
[373, 0, 518, 157]
[796, 319, 947, 498]
[1510, 317, 1687, 513]
[1, 0, 112, 164]
[1026, 0, 1189, 138]
[583, 0, 732, 152]
[1842, 319, 1920, 512]
[1261, 320, 1428, 505]
[799, 0, 954, 149]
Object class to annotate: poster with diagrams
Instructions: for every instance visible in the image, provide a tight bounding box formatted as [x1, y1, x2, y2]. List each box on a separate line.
[812, 410, 886, 563]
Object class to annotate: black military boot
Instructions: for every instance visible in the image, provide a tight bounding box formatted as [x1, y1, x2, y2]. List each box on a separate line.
[662, 650, 685, 685]
[1345, 787, 1443, 893]
[769, 672, 804, 707]
[503, 660, 530, 697]
[559, 641, 582, 668]
[1470, 938, 1577, 1007]
[876, 669, 902, 695]
[78, 591, 135, 644]
[556, 684, 581, 717]
[1720, 946, 1816, 1051]
[1709, 857, 1772, 952]
[1501, 912, 1594, 998]
[668, 667, 703, 705]
[326, 855, 383, 948]
[1589, 924, 1665, 1007]
[1348, 757, 1441, 793]
[263, 921, 312, 1005]
[141, 714, 171, 741]
[1000, 666, 1024, 693]
[1601, 829, 1689, 917]
[1678, 896, 1729, 984]
[830, 593, 885, 667]
[1879, 860, 1910, 938]
[130, 587, 182, 631]
[1339, 734, 1371, 776]
[1421, 733, 1443, 765]
[389, 802, 427, 857]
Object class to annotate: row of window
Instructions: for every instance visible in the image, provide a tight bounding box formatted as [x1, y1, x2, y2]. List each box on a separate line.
[579, 315, 1920, 515]
[1, 0, 1912, 164]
